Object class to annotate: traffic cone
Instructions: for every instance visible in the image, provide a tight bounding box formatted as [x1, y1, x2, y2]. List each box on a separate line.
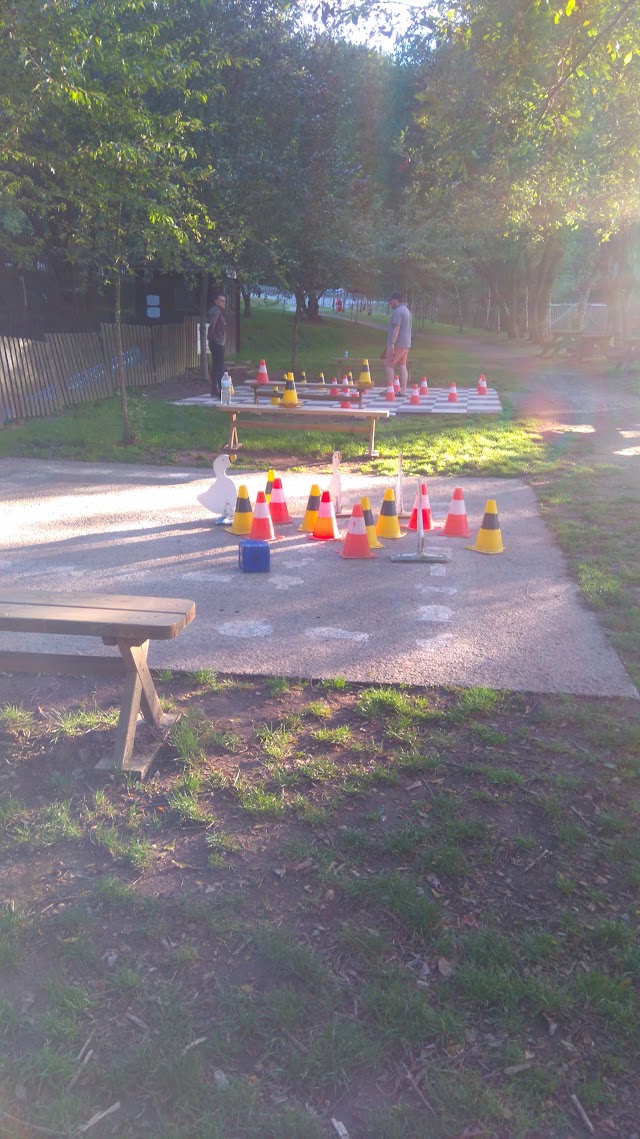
[265, 468, 275, 502]
[330, 377, 339, 396]
[299, 370, 307, 385]
[299, 484, 321, 532]
[341, 504, 375, 559]
[393, 375, 400, 394]
[358, 359, 373, 388]
[384, 381, 396, 402]
[225, 485, 253, 535]
[310, 490, 340, 541]
[250, 492, 281, 541]
[477, 374, 488, 396]
[361, 496, 384, 548]
[447, 382, 458, 403]
[405, 483, 434, 532]
[318, 372, 326, 385]
[347, 372, 354, 386]
[409, 385, 420, 405]
[256, 359, 269, 384]
[419, 377, 429, 395]
[340, 382, 352, 409]
[376, 489, 404, 539]
[439, 487, 473, 538]
[281, 375, 298, 407]
[271, 388, 281, 405]
[467, 500, 504, 554]
[269, 477, 291, 524]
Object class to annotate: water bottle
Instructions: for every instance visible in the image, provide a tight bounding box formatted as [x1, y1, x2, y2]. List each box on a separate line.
[344, 350, 349, 359]
[220, 372, 232, 405]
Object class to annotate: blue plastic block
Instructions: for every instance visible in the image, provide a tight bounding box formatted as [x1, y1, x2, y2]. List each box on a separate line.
[238, 539, 270, 573]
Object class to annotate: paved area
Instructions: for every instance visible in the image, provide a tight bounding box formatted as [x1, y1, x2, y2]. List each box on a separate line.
[1, 457, 636, 698]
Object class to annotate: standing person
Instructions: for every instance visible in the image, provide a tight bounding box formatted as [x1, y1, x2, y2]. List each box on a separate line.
[207, 288, 226, 398]
[382, 291, 412, 395]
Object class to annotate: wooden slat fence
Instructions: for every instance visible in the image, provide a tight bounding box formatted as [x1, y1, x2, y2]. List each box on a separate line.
[0, 320, 193, 423]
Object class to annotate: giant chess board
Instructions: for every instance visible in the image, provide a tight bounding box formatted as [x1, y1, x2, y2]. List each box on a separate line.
[173, 384, 503, 415]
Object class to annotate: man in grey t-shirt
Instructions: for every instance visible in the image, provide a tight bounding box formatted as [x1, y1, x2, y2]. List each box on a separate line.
[382, 291, 412, 395]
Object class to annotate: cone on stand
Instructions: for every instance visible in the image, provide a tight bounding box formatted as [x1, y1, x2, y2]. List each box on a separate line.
[269, 477, 291, 524]
[447, 382, 458, 403]
[310, 490, 340, 541]
[357, 359, 373, 388]
[477, 374, 488, 395]
[299, 484, 321, 532]
[264, 468, 275, 502]
[384, 382, 396, 402]
[376, 489, 404, 540]
[409, 385, 421, 405]
[281, 375, 299, 407]
[419, 376, 429, 395]
[250, 492, 282, 541]
[439, 487, 473, 538]
[405, 483, 434, 532]
[256, 359, 269, 384]
[341, 504, 375, 559]
[361, 496, 384, 548]
[467, 500, 503, 554]
[225, 485, 253, 535]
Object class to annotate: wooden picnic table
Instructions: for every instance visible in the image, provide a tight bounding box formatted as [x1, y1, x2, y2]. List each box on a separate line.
[216, 402, 392, 459]
[542, 331, 613, 360]
[0, 589, 195, 776]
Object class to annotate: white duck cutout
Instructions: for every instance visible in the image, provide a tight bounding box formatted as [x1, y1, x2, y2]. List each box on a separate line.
[327, 449, 342, 516]
[395, 451, 405, 516]
[197, 453, 237, 520]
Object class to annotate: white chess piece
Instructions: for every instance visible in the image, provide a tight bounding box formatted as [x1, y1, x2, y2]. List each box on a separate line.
[197, 454, 237, 518]
[327, 449, 342, 516]
[395, 452, 405, 515]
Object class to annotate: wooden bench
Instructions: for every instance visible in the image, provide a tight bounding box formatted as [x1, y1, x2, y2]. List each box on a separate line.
[542, 331, 612, 360]
[216, 403, 392, 459]
[0, 590, 195, 776]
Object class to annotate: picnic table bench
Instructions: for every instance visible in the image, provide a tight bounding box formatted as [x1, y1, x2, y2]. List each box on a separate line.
[606, 337, 640, 372]
[541, 331, 613, 360]
[217, 402, 392, 459]
[0, 590, 195, 776]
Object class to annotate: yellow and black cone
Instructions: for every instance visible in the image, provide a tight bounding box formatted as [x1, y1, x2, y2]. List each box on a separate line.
[225, 485, 253, 535]
[357, 359, 373, 388]
[271, 388, 281, 405]
[265, 468, 275, 502]
[375, 489, 404, 540]
[281, 375, 299, 407]
[467, 499, 504, 554]
[318, 372, 325, 385]
[298, 370, 307, 385]
[361, 496, 384, 548]
[299, 484, 321, 532]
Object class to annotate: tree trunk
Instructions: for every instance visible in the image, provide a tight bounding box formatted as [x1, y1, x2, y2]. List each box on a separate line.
[199, 269, 209, 384]
[291, 307, 299, 371]
[113, 268, 134, 446]
[528, 236, 564, 343]
[294, 288, 307, 319]
[306, 291, 325, 321]
[240, 283, 251, 317]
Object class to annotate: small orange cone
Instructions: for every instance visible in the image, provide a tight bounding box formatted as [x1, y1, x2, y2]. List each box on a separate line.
[405, 483, 434, 532]
[225, 485, 253, 535]
[384, 382, 396, 402]
[256, 359, 269, 384]
[269, 477, 291, 524]
[341, 504, 375, 559]
[447, 382, 458, 403]
[340, 380, 351, 409]
[376, 489, 403, 539]
[330, 377, 339, 396]
[310, 490, 340, 541]
[393, 375, 400, 394]
[409, 385, 421, 405]
[250, 492, 281, 541]
[419, 376, 429, 395]
[477, 374, 488, 395]
[265, 468, 275, 502]
[361, 496, 384, 548]
[467, 499, 503, 554]
[299, 484, 321, 532]
[439, 487, 473, 538]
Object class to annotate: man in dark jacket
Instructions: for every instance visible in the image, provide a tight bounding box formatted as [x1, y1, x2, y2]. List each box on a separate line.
[207, 289, 226, 398]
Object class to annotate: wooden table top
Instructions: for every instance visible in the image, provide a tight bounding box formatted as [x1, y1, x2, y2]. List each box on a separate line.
[0, 590, 196, 640]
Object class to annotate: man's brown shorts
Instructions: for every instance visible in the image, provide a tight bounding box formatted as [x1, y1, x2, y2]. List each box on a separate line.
[385, 346, 409, 368]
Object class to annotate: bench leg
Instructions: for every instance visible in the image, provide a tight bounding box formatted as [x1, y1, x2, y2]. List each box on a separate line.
[97, 640, 177, 777]
[367, 418, 379, 459]
[227, 413, 240, 451]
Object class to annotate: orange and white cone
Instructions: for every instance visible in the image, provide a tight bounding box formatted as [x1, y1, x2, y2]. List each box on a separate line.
[310, 490, 340, 541]
[250, 492, 281, 541]
[330, 377, 339, 396]
[393, 375, 400, 394]
[361, 496, 384, 548]
[439, 487, 473, 538]
[341, 504, 375, 559]
[385, 382, 396, 402]
[225, 485, 253, 536]
[376, 489, 404, 539]
[299, 484, 321, 532]
[405, 483, 434, 532]
[477, 374, 488, 395]
[409, 385, 421, 406]
[419, 376, 429, 395]
[447, 382, 458, 403]
[264, 468, 275, 502]
[256, 359, 269, 384]
[340, 381, 351, 409]
[269, 477, 291, 525]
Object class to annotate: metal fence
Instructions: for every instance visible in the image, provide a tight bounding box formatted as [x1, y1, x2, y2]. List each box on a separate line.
[546, 304, 609, 333]
[0, 316, 198, 423]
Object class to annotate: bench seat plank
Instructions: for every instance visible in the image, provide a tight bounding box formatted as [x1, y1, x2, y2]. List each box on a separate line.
[0, 591, 195, 640]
